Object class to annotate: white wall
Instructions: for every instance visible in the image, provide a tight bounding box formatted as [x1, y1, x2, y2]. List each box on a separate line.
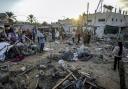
[86, 12, 128, 38]
[87, 12, 128, 27]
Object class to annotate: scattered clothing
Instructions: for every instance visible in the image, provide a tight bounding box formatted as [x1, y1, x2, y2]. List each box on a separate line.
[72, 53, 78, 61]
[58, 59, 67, 69]
[77, 45, 92, 61]
[61, 51, 74, 61]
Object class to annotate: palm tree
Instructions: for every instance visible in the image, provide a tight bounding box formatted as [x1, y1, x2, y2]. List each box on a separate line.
[6, 12, 16, 24]
[27, 14, 36, 24]
[42, 21, 48, 26]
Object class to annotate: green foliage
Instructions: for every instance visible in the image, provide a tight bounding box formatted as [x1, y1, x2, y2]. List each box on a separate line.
[6, 12, 16, 24]
[27, 14, 37, 24]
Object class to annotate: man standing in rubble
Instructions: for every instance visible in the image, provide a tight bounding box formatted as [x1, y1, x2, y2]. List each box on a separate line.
[87, 31, 91, 44]
[60, 28, 65, 43]
[51, 29, 55, 41]
[76, 29, 81, 44]
[32, 26, 37, 42]
[37, 31, 45, 52]
[55, 30, 60, 40]
[112, 41, 123, 70]
[72, 29, 76, 43]
[82, 31, 88, 46]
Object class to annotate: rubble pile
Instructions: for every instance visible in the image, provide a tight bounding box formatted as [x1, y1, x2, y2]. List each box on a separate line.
[90, 42, 114, 64]
[51, 70, 105, 89]
[0, 9, 128, 89]
[0, 60, 105, 89]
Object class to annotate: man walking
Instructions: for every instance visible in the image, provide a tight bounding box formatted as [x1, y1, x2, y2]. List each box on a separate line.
[112, 42, 123, 70]
[72, 30, 76, 43]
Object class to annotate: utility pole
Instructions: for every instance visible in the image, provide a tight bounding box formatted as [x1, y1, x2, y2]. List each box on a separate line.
[101, 0, 103, 12]
[93, 0, 103, 40]
[86, 2, 89, 30]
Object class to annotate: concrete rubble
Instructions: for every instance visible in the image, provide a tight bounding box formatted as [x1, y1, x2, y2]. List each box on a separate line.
[1, 3, 128, 89]
[0, 39, 127, 89]
[0, 60, 105, 89]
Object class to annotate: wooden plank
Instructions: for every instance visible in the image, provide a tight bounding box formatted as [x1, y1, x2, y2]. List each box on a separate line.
[17, 66, 35, 76]
[83, 78, 86, 85]
[52, 72, 72, 89]
[89, 86, 93, 89]
[66, 69, 77, 80]
[85, 81, 97, 88]
[62, 82, 74, 89]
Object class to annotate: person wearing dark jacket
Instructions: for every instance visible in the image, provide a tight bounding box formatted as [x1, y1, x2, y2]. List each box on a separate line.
[112, 42, 123, 70]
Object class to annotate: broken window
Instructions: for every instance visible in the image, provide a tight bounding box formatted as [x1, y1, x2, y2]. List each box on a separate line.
[112, 18, 114, 21]
[88, 20, 92, 22]
[98, 19, 105, 22]
[116, 19, 118, 22]
[104, 25, 119, 34]
[120, 19, 122, 22]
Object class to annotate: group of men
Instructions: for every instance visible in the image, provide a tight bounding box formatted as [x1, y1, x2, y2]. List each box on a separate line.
[71, 29, 91, 45]
[0, 24, 125, 71]
[2, 25, 46, 49]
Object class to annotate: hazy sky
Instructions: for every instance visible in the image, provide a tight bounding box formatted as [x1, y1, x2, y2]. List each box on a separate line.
[0, 0, 128, 23]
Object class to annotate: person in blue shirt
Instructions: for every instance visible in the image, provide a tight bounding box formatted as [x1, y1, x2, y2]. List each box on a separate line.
[37, 31, 45, 52]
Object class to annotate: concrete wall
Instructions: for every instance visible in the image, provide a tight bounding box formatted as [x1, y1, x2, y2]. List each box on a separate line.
[87, 12, 128, 27]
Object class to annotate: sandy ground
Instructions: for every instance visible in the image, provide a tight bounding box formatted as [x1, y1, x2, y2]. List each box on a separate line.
[1, 40, 128, 89]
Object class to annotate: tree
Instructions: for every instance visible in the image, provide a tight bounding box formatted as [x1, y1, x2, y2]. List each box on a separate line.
[27, 14, 36, 24]
[6, 12, 16, 24]
[42, 21, 48, 26]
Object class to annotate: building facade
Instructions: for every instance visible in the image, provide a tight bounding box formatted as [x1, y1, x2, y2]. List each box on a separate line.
[86, 12, 128, 38]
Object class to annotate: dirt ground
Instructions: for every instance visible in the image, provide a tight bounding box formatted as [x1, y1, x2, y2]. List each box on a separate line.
[1, 40, 128, 89]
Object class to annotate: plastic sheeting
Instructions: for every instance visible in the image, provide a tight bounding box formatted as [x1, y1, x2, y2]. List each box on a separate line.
[77, 45, 90, 55]
[0, 42, 12, 61]
[61, 51, 74, 61]
[58, 59, 67, 68]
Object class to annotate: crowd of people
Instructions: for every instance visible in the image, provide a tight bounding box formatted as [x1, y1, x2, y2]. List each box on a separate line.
[71, 29, 91, 45]
[0, 24, 92, 62]
[0, 25, 46, 61]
